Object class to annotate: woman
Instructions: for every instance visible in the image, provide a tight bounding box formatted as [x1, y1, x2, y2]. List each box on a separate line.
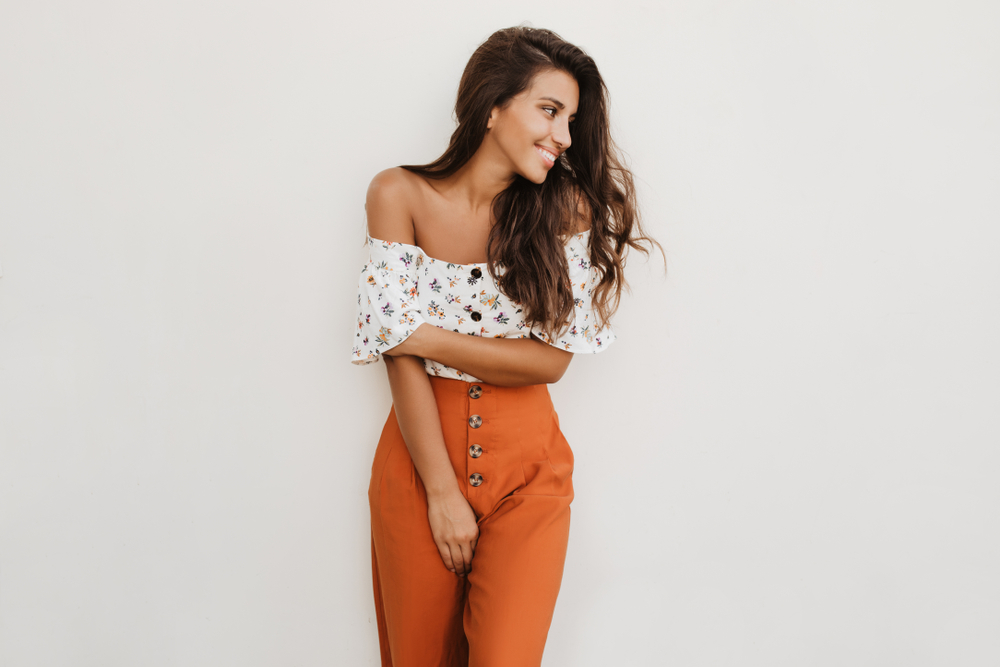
[352, 26, 657, 667]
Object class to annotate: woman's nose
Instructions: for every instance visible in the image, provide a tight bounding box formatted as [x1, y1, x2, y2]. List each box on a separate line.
[552, 119, 572, 151]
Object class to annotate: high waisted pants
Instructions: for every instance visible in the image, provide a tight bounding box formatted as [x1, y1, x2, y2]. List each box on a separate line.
[368, 376, 574, 667]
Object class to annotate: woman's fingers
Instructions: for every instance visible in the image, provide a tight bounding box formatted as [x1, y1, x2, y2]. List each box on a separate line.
[427, 491, 480, 575]
[435, 542, 456, 573]
[450, 543, 468, 576]
[458, 542, 474, 574]
[449, 537, 477, 576]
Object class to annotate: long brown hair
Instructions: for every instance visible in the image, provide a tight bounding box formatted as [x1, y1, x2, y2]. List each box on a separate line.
[402, 26, 661, 336]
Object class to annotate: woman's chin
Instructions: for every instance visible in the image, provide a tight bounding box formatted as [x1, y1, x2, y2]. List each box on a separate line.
[522, 169, 549, 185]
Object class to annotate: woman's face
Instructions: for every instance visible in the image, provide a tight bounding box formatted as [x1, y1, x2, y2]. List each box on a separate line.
[486, 69, 579, 185]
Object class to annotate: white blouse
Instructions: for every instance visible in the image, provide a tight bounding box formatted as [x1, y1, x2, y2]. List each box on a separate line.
[351, 230, 615, 382]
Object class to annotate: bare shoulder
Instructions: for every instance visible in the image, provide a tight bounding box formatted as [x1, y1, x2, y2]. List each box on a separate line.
[568, 183, 593, 235]
[365, 167, 422, 245]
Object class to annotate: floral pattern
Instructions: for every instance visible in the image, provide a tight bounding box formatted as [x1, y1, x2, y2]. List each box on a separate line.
[352, 231, 616, 381]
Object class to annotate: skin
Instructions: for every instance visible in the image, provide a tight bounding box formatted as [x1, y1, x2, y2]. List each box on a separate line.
[366, 68, 584, 576]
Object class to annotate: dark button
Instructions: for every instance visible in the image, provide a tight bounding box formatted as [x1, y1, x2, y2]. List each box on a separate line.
[468, 384, 483, 399]
[470, 311, 482, 322]
[469, 473, 483, 487]
[469, 444, 483, 458]
[471, 267, 482, 279]
[468, 415, 482, 429]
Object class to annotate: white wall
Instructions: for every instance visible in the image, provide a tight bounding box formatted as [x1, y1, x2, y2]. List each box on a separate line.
[1, 1, 998, 665]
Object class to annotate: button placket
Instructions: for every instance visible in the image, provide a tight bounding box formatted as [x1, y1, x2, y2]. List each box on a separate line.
[467, 271, 483, 322]
[465, 389, 496, 508]
[466, 413, 484, 489]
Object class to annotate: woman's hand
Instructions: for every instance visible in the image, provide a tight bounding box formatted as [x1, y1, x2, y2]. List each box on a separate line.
[427, 488, 479, 576]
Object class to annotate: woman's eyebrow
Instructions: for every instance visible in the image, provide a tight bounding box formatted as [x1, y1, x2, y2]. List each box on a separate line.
[539, 96, 577, 117]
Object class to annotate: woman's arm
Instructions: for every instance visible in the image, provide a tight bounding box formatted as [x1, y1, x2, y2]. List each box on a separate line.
[387, 324, 572, 386]
[365, 168, 479, 575]
[383, 354, 480, 576]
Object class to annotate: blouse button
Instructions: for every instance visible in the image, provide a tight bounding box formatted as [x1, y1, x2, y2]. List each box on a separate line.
[471, 311, 482, 322]
[469, 473, 484, 487]
[469, 444, 483, 458]
[468, 415, 482, 429]
[471, 267, 483, 279]
[468, 384, 483, 399]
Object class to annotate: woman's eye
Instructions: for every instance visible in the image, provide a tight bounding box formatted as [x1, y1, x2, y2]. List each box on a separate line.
[543, 107, 556, 117]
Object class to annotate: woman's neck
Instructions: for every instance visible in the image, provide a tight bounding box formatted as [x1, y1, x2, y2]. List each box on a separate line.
[435, 142, 516, 218]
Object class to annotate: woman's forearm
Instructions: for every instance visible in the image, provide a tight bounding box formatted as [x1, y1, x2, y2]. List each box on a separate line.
[382, 355, 461, 499]
[401, 324, 573, 386]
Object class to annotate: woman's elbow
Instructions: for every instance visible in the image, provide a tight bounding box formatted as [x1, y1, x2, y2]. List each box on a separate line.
[382, 353, 422, 377]
[544, 353, 573, 384]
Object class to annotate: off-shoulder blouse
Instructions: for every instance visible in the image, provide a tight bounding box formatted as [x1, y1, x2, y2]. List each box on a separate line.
[351, 230, 615, 382]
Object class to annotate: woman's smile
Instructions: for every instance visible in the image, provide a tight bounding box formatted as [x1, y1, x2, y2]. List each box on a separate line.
[535, 145, 559, 168]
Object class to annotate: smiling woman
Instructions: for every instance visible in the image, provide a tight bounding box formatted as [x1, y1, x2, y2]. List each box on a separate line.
[352, 25, 659, 667]
[486, 69, 579, 184]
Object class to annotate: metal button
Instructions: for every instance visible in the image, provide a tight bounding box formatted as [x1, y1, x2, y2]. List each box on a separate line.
[468, 415, 482, 429]
[469, 444, 483, 458]
[468, 384, 483, 399]
[471, 268, 483, 279]
[471, 311, 482, 322]
[469, 473, 483, 487]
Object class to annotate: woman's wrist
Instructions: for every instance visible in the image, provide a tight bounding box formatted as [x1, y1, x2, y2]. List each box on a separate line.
[424, 478, 462, 502]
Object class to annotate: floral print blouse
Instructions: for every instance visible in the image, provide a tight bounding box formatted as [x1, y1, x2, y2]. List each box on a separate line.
[351, 230, 615, 382]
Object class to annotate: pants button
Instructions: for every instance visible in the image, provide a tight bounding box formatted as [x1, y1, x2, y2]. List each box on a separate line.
[468, 415, 482, 429]
[469, 473, 484, 487]
[469, 444, 483, 458]
[468, 384, 483, 399]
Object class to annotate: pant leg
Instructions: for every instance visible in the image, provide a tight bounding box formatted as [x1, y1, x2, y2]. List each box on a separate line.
[453, 380, 576, 667]
[369, 407, 469, 667]
[463, 494, 572, 667]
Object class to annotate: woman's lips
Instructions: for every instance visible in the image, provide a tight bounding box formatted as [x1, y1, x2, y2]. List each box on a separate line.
[535, 145, 558, 168]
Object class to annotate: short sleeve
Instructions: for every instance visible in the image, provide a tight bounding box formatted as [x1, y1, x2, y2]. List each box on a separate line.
[530, 231, 617, 353]
[351, 236, 428, 365]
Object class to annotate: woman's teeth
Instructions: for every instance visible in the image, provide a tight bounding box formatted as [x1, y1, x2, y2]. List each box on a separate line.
[536, 147, 557, 162]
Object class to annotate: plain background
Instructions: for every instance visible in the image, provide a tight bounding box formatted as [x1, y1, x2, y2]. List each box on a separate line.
[1, 1, 998, 665]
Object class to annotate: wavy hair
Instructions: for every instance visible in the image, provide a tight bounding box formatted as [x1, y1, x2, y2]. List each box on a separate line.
[401, 26, 661, 336]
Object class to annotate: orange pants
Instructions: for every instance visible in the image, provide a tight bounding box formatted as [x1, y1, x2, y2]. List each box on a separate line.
[368, 376, 574, 667]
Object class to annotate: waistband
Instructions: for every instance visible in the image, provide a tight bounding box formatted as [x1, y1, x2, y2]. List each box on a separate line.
[427, 375, 552, 405]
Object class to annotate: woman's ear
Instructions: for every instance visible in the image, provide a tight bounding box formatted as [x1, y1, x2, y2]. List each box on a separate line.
[487, 107, 498, 131]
